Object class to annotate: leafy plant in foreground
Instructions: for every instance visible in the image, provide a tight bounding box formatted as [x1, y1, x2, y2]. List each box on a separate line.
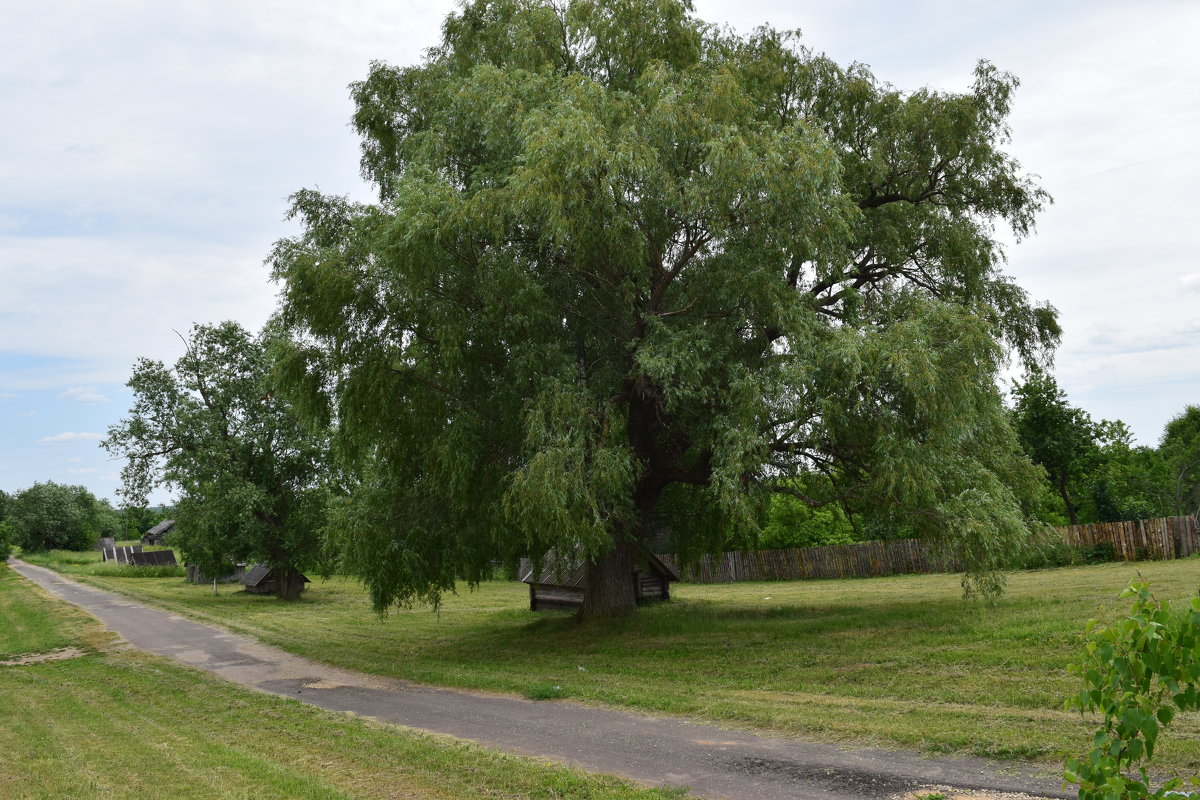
[1065, 581, 1200, 798]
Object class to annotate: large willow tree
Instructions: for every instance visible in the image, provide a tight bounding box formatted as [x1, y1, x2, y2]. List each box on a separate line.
[271, 0, 1059, 617]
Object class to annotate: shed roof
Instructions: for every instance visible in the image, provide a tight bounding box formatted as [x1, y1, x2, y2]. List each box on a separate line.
[146, 519, 175, 537]
[240, 564, 311, 587]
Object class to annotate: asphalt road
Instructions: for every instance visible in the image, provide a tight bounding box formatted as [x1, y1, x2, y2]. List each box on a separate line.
[9, 558, 1070, 800]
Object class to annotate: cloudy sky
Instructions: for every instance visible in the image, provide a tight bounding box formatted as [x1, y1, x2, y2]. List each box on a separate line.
[2, 0, 1197, 503]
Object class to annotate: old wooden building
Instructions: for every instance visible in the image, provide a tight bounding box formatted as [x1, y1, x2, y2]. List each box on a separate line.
[240, 564, 310, 595]
[142, 519, 175, 546]
[519, 546, 679, 612]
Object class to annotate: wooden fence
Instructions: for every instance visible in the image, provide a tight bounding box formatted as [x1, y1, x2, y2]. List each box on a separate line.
[1059, 515, 1198, 561]
[659, 514, 1198, 584]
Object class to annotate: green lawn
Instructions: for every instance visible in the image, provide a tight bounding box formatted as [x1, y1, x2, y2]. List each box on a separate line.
[0, 562, 684, 800]
[20, 552, 1200, 771]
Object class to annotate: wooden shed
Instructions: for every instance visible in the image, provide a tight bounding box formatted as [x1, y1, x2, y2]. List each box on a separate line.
[240, 564, 310, 595]
[519, 545, 679, 612]
[142, 519, 175, 546]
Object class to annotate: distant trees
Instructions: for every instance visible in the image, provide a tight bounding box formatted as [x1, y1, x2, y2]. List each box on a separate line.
[1160, 406, 1200, 517]
[4, 482, 121, 551]
[1010, 372, 1198, 527]
[103, 322, 331, 599]
[1011, 372, 1100, 525]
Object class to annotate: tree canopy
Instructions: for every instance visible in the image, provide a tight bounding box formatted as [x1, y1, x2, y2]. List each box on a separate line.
[5, 482, 121, 552]
[1160, 406, 1200, 517]
[271, 0, 1059, 616]
[103, 322, 330, 599]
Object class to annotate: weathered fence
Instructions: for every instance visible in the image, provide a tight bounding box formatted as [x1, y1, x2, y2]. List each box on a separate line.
[657, 540, 960, 583]
[658, 514, 1198, 584]
[1058, 515, 1198, 561]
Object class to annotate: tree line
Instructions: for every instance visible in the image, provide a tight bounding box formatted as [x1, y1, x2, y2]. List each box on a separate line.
[50, 0, 1192, 614]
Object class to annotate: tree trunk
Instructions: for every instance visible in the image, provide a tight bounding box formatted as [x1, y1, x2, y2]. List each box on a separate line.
[580, 537, 637, 619]
[1056, 479, 1078, 525]
[275, 565, 305, 600]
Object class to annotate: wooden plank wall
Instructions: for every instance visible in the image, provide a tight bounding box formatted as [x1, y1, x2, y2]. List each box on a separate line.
[659, 514, 1198, 584]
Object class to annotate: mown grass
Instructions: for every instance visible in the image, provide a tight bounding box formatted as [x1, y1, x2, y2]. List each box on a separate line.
[0, 562, 685, 800]
[28, 553, 1200, 770]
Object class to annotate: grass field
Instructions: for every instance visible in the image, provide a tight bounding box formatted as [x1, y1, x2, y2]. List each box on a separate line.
[0, 562, 685, 800]
[20, 551, 1200, 772]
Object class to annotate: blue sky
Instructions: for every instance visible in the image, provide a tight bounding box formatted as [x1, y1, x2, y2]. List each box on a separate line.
[2, 0, 1198, 503]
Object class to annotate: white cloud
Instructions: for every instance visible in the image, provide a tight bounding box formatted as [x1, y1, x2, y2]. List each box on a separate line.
[17, 410, 37, 416]
[39, 431, 102, 443]
[1182, 273, 1200, 291]
[67, 467, 99, 474]
[60, 386, 109, 404]
[68, 457, 82, 462]
[0, 392, 14, 399]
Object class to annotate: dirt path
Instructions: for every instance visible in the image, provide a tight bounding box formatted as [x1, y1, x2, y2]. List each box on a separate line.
[9, 558, 1069, 800]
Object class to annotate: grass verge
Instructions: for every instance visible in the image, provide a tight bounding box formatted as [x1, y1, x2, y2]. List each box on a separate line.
[0, 562, 685, 800]
[23, 551, 1200, 771]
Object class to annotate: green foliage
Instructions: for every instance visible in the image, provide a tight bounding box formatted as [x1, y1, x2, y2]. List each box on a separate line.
[271, 0, 1058, 613]
[1160, 406, 1200, 517]
[5, 482, 121, 552]
[0, 489, 11, 553]
[1011, 371, 1103, 525]
[760, 478, 855, 549]
[103, 321, 331, 599]
[1065, 581, 1200, 799]
[1011, 374, 1184, 527]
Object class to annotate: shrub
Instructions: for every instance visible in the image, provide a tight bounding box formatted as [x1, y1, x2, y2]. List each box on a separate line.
[1064, 581, 1200, 798]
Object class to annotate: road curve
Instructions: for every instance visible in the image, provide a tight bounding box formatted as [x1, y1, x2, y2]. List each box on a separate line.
[9, 558, 1068, 800]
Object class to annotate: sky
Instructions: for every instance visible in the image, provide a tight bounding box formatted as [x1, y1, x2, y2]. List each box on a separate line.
[2, 0, 1198, 503]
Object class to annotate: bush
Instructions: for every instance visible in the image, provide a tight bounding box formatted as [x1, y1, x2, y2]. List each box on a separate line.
[1064, 581, 1200, 798]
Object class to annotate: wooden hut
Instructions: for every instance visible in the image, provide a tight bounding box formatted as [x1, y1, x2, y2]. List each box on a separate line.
[519, 545, 679, 612]
[240, 564, 310, 595]
[142, 519, 175, 546]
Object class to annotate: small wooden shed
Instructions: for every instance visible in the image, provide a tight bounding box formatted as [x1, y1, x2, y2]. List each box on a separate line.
[142, 519, 175, 546]
[240, 564, 310, 595]
[519, 545, 679, 612]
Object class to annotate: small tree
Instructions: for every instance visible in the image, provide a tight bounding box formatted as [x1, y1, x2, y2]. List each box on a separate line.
[1065, 581, 1200, 799]
[103, 322, 330, 599]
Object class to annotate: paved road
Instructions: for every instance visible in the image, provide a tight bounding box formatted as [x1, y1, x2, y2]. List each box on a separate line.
[10, 558, 1069, 800]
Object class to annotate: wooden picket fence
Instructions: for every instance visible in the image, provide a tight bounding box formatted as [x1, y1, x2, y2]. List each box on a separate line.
[659, 514, 1198, 584]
